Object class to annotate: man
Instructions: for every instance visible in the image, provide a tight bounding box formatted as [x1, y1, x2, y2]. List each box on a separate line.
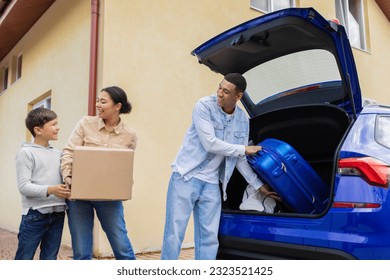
[161, 73, 279, 260]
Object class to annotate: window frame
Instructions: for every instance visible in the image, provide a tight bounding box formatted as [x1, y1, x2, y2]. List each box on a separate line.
[27, 92, 52, 141]
[1, 65, 9, 93]
[16, 53, 23, 80]
[250, 0, 296, 14]
[335, 0, 367, 50]
[32, 96, 52, 110]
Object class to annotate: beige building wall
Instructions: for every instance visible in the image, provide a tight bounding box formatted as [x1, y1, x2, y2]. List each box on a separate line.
[0, 0, 91, 250]
[1, 0, 390, 257]
[94, 0, 266, 255]
[353, 1, 390, 103]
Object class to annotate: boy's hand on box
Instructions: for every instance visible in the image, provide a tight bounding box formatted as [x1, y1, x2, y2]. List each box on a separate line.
[47, 184, 71, 199]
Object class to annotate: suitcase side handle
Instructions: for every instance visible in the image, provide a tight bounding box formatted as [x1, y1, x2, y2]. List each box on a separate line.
[285, 154, 298, 164]
[249, 147, 287, 178]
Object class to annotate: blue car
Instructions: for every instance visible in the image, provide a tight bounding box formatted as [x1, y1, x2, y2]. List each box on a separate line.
[191, 7, 390, 260]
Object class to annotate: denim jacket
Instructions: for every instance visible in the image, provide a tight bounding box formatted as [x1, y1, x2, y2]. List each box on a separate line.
[172, 95, 263, 200]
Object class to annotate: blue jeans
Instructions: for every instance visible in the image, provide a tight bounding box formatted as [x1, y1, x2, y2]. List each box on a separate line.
[15, 209, 65, 260]
[161, 172, 222, 260]
[66, 200, 135, 260]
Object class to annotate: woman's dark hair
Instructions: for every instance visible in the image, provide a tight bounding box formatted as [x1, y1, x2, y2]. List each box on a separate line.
[224, 73, 247, 93]
[101, 86, 132, 114]
[25, 107, 58, 137]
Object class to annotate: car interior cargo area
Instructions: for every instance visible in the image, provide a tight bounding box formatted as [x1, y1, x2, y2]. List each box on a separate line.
[225, 104, 350, 213]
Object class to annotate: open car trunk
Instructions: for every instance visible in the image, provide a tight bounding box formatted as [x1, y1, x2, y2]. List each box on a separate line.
[225, 104, 350, 213]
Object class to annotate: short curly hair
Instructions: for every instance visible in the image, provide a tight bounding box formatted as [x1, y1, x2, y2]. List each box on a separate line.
[224, 73, 247, 93]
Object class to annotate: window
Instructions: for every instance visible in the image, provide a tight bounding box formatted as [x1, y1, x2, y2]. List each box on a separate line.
[4, 67, 8, 90]
[27, 93, 52, 141]
[376, 116, 390, 149]
[243, 49, 341, 104]
[250, 0, 295, 13]
[1, 66, 8, 92]
[16, 53, 23, 80]
[11, 53, 23, 83]
[32, 96, 51, 109]
[335, 0, 367, 50]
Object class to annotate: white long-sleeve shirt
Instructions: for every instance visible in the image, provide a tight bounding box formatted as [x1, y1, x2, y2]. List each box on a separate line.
[15, 142, 66, 214]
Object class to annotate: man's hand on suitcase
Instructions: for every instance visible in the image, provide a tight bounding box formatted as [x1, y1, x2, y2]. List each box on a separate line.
[259, 184, 282, 202]
[245, 145, 262, 155]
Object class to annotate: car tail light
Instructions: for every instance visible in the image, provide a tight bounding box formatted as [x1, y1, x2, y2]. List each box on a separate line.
[334, 157, 389, 209]
[338, 157, 390, 188]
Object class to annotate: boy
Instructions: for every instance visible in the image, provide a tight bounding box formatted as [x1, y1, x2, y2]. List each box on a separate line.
[15, 107, 70, 260]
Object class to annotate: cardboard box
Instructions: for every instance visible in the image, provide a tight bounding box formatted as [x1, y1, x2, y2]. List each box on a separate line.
[71, 146, 134, 200]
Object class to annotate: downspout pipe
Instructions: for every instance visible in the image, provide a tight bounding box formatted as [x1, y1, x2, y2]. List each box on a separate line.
[88, 0, 99, 116]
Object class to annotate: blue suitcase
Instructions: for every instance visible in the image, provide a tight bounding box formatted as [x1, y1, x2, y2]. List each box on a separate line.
[247, 138, 329, 214]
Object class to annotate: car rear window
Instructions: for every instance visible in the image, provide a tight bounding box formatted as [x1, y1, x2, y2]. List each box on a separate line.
[376, 116, 390, 149]
[243, 49, 341, 105]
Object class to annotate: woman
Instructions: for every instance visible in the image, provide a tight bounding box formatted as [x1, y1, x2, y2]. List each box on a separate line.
[61, 86, 137, 260]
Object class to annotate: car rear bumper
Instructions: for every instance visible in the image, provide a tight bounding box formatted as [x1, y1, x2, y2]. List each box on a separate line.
[217, 235, 356, 260]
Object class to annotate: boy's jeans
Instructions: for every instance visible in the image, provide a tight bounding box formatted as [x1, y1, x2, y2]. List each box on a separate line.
[15, 209, 65, 260]
[161, 172, 222, 260]
[66, 200, 136, 260]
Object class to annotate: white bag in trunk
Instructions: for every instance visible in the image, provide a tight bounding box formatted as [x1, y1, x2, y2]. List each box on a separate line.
[239, 184, 276, 213]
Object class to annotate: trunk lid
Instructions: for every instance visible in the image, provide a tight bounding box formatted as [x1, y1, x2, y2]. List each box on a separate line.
[191, 8, 362, 117]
